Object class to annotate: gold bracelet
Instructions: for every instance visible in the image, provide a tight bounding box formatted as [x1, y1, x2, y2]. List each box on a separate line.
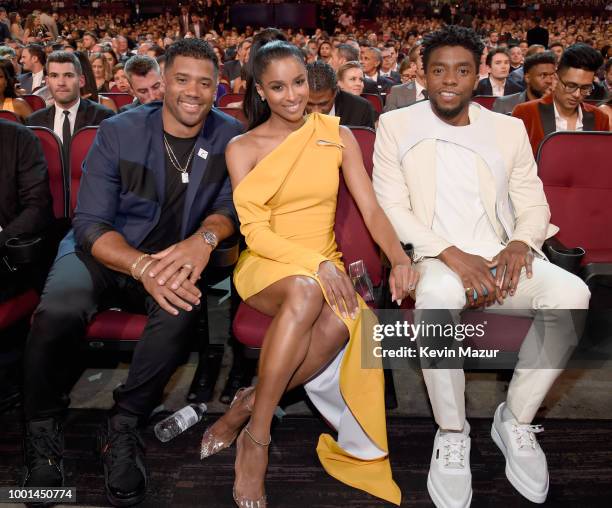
[137, 258, 155, 282]
[130, 253, 149, 280]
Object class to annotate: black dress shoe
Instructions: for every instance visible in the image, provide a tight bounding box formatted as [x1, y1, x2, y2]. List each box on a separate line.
[23, 418, 64, 489]
[98, 414, 147, 507]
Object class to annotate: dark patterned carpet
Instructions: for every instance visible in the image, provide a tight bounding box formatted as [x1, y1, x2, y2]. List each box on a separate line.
[0, 409, 610, 507]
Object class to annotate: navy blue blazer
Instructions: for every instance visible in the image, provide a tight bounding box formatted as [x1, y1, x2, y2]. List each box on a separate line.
[58, 102, 242, 258]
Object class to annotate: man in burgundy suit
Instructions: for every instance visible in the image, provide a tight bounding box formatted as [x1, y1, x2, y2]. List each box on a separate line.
[513, 43, 609, 155]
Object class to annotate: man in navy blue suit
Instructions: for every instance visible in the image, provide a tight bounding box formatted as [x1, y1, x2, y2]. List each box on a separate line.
[21, 39, 242, 507]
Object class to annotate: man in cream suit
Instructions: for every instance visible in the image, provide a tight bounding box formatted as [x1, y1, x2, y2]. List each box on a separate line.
[373, 26, 590, 508]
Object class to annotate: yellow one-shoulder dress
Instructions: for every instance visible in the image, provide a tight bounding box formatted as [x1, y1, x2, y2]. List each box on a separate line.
[232, 113, 401, 505]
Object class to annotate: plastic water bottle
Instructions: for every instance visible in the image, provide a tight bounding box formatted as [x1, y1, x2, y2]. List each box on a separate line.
[154, 403, 207, 442]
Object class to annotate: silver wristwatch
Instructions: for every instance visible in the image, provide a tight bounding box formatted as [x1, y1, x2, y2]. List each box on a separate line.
[198, 230, 218, 250]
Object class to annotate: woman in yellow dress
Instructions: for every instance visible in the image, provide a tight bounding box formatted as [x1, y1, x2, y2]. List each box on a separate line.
[200, 41, 419, 507]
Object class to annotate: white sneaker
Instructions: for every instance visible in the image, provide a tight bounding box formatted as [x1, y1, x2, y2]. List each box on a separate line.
[427, 421, 472, 508]
[491, 402, 549, 503]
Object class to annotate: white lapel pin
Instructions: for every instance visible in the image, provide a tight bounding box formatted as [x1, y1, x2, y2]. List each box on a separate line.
[198, 148, 208, 159]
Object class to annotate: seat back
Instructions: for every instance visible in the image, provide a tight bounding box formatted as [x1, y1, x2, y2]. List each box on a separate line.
[69, 126, 99, 215]
[537, 131, 612, 262]
[218, 93, 245, 108]
[335, 127, 382, 286]
[217, 106, 248, 129]
[472, 95, 497, 110]
[0, 110, 20, 122]
[100, 92, 134, 109]
[29, 127, 67, 219]
[361, 93, 383, 114]
[22, 94, 46, 112]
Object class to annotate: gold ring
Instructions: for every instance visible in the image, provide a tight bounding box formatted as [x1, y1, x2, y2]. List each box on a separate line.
[464, 287, 473, 294]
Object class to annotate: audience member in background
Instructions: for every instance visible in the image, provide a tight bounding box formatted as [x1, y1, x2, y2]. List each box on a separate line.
[119, 55, 164, 113]
[74, 50, 117, 112]
[527, 17, 549, 48]
[8, 11, 23, 42]
[373, 25, 590, 508]
[513, 44, 609, 155]
[379, 44, 400, 82]
[336, 60, 365, 96]
[360, 46, 394, 94]
[306, 60, 376, 128]
[18, 43, 46, 93]
[223, 37, 252, 83]
[494, 51, 557, 115]
[90, 52, 111, 93]
[509, 44, 546, 89]
[81, 32, 98, 58]
[330, 42, 359, 71]
[384, 44, 427, 112]
[549, 41, 565, 62]
[21, 39, 240, 508]
[508, 44, 524, 71]
[111, 63, 131, 93]
[398, 57, 416, 84]
[0, 45, 20, 75]
[26, 51, 114, 159]
[317, 40, 332, 65]
[101, 47, 119, 71]
[0, 59, 33, 120]
[0, 118, 52, 302]
[475, 47, 523, 96]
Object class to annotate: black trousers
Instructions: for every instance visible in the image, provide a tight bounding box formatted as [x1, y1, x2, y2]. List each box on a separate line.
[23, 251, 200, 421]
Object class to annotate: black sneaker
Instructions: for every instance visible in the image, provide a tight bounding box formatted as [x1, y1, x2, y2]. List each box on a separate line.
[22, 418, 65, 488]
[98, 414, 147, 507]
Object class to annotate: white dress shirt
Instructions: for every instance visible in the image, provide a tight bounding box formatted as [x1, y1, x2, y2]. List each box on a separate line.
[432, 139, 502, 258]
[553, 99, 583, 132]
[491, 78, 506, 97]
[32, 70, 45, 91]
[415, 80, 427, 101]
[53, 98, 80, 144]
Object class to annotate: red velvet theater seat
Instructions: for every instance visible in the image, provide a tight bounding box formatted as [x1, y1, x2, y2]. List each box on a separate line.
[472, 95, 497, 110]
[537, 131, 612, 267]
[361, 93, 383, 114]
[0, 290, 40, 330]
[100, 93, 135, 110]
[218, 93, 245, 108]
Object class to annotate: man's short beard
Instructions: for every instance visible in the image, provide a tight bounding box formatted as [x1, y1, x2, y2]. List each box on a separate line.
[429, 96, 471, 121]
[529, 86, 543, 99]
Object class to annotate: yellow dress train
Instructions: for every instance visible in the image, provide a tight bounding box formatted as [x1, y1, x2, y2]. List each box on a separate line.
[232, 113, 401, 505]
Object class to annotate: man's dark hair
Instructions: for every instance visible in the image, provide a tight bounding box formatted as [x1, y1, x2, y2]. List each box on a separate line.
[306, 60, 337, 92]
[147, 44, 165, 58]
[46, 50, 82, 75]
[83, 31, 98, 42]
[421, 25, 484, 71]
[124, 55, 160, 80]
[558, 43, 604, 74]
[486, 47, 509, 67]
[335, 43, 359, 62]
[523, 51, 556, 74]
[25, 44, 47, 66]
[165, 38, 218, 76]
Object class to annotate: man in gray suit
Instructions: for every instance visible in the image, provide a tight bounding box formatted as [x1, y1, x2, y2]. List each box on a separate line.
[384, 45, 428, 112]
[493, 51, 556, 115]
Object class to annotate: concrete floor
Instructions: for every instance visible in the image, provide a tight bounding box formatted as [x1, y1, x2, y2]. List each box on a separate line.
[68, 277, 612, 420]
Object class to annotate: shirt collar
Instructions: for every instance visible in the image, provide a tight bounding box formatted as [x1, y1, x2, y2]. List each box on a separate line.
[553, 98, 583, 124]
[55, 97, 81, 121]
